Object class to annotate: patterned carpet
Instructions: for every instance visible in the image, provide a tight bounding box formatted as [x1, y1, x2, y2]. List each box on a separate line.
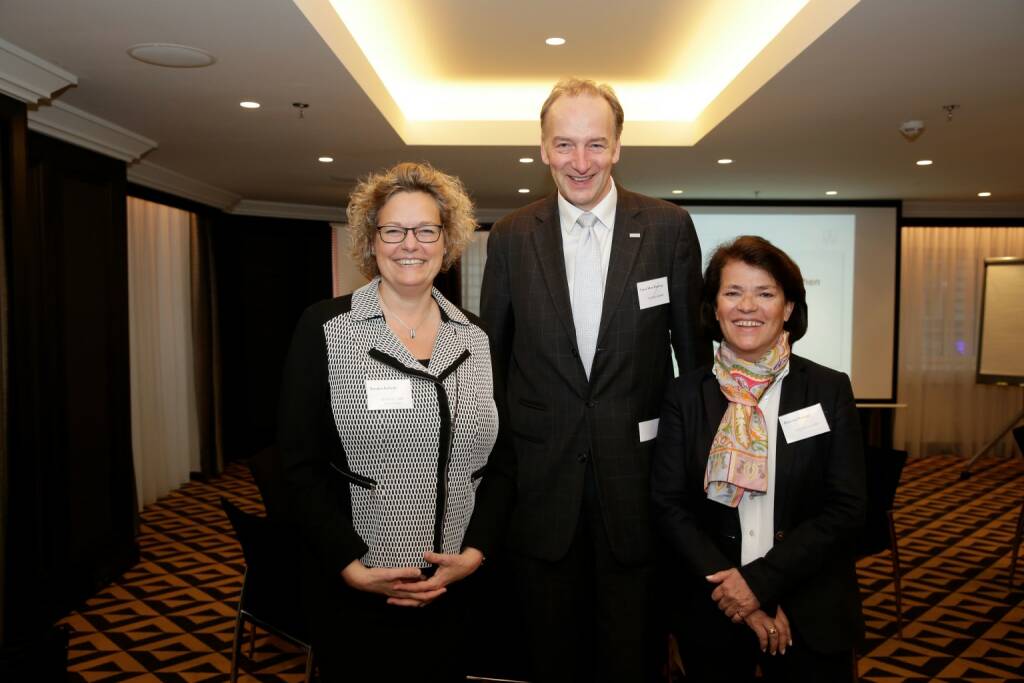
[60, 454, 1024, 682]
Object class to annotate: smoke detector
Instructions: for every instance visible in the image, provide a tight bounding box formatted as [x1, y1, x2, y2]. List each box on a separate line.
[898, 120, 925, 142]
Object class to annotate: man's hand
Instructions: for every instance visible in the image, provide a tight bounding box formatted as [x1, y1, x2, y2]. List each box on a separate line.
[390, 547, 485, 607]
[743, 608, 790, 655]
[706, 568, 760, 622]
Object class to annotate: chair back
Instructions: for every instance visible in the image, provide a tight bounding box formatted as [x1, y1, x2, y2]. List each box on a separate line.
[859, 447, 908, 557]
[221, 497, 309, 643]
[1013, 426, 1024, 456]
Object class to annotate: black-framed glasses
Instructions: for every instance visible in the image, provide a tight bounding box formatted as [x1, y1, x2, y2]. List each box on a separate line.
[376, 224, 443, 243]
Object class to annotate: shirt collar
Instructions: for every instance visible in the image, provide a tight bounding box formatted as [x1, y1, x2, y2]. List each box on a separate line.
[558, 181, 618, 236]
[349, 276, 469, 326]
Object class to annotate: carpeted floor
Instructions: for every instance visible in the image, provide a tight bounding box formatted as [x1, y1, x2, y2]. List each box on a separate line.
[60, 454, 1024, 682]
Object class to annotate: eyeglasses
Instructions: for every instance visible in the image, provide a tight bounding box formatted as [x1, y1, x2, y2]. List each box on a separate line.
[376, 224, 443, 243]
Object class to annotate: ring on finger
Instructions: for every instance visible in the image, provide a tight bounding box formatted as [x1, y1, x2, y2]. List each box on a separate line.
[767, 626, 778, 636]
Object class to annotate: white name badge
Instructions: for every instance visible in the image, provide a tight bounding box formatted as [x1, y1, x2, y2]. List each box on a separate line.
[779, 403, 830, 443]
[637, 276, 670, 310]
[639, 417, 660, 443]
[365, 379, 414, 410]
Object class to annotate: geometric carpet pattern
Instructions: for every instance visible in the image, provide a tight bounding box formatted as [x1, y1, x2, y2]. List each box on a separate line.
[60, 455, 1024, 682]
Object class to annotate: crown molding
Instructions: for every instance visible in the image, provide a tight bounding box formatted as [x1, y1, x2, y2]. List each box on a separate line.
[230, 199, 344, 222]
[28, 101, 157, 162]
[127, 160, 241, 210]
[903, 200, 1024, 219]
[0, 37, 77, 104]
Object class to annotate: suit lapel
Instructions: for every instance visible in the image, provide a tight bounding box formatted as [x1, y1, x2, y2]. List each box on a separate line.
[529, 195, 578, 346]
[596, 187, 645, 349]
[773, 356, 808, 532]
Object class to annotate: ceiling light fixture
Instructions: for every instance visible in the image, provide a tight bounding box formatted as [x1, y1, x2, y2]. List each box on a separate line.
[916, 159, 933, 166]
[318, 156, 334, 163]
[518, 188, 530, 194]
[978, 191, 992, 197]
[519, 157, 534, 164]
[898, 119, 925, 141]
[127, 43, 216, 68]
[545, 37, 566, 46]
[825, 190, 838, 196]
[671, 190, 684, 195]
[717, 158, 733, 164]
[239, 101, 261, 109]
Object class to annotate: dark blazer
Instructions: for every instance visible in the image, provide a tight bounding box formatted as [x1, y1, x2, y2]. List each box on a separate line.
[651, 354, 866, 654]
[477, 187, 707, 564]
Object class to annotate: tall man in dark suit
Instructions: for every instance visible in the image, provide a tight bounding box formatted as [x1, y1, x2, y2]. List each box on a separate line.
[478, 78, 709, 682]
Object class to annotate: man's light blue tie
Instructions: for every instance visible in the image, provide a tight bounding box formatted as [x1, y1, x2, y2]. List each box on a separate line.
[572, 212, 603, 379]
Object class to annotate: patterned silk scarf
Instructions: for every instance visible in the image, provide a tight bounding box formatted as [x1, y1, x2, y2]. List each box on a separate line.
[704, 332, 791, 507]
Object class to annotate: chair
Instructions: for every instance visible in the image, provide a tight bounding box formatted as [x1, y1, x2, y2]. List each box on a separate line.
[220, 497, 314, 682]
[858, 447, 908, 638]
[1009, 427, 1024, 587]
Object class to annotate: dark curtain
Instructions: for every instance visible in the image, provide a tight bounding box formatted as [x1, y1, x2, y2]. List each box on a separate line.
[0, 96, 17, 647]
[212, 213, 332, 462]
[190, 212, 224, 478]
[3, 128, 137, 643]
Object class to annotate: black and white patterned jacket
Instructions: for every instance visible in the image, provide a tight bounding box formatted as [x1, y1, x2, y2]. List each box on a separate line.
[278, 278, 498, 571]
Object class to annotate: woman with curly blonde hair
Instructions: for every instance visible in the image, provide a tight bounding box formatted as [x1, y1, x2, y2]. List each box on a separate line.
[278, 162, 498, 682]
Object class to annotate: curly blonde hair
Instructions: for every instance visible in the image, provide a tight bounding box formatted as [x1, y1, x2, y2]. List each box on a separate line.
[347, 162, 477, 279]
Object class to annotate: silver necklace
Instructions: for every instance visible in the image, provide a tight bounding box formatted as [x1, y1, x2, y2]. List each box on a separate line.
[380, 297, 433, 339]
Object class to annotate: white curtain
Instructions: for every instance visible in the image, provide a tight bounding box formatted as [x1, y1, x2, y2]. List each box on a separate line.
[459, 231, 489, 315]
[127, 197, 200, 508]
[895, 226, 1024, 458]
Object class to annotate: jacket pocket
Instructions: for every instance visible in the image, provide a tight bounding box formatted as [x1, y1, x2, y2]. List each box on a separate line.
[329, 461, 378, 491]
[518, 397, 548, 411]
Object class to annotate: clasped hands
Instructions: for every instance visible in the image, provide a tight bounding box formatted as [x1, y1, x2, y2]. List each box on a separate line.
[706, 568, 791, 655]
[341, 547, 484, 608]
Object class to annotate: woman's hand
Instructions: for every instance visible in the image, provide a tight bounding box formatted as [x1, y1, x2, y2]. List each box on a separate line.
[340, 560, 445, 607]
[744, 608, 790, 655]
[706, 567, 760, 622]
[389, 547, 485, 607]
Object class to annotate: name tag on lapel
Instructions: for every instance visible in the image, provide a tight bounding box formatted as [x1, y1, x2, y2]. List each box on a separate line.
[779, 403, 830, 443]
[366, 379, 414, 410]
[637, 276, 670, 309]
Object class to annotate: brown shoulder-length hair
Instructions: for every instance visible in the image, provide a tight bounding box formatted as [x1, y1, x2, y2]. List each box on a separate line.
[700, 235, 809, 343]
[347, 161, 477, 279]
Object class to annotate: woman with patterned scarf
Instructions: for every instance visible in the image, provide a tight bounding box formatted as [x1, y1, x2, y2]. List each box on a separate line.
[652, 235, 866, 682]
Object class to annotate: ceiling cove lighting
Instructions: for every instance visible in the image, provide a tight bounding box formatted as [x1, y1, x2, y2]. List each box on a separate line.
[519, 157, 534, 164]
[825, 190, 838, 196]
[544, 37, 566, 46]
[717, 158, 733, 165]
[318, 156, 334, 163]
[671, 190, 684, 195]
[239, 101, 261, 109]
[313, 0, 850, 145]
[916, 159, 933, 166]
[978, 191, 992, 197]
[518, 188, 530, 194]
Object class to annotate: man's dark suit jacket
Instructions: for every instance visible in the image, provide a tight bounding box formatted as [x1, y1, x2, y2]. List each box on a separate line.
[475, 187, 707, 565]
[651, 354, 866, 654]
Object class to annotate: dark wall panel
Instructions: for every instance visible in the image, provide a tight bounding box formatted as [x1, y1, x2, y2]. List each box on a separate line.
[212, 214, 331, 461]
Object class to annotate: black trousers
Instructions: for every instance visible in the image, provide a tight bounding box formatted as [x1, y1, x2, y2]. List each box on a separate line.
[304, 569, 468, 683]
[512, 462, 662, 683]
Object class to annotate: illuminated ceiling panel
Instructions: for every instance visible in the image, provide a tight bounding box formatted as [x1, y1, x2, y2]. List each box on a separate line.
[292, 0, 859, 145]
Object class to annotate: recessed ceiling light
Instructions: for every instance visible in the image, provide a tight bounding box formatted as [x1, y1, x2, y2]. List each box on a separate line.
[518, 188, 530, 194]
[127, 43, 216, 68]
[671, 190, 684, 195]
[717, 158, 733, 164]
[916, 159, 933, 166]
[545, 37, 566, 46]
[978, 191, 992, 197]
[825, 190, 838, 196]
[239, 101, 260, 109]
[318, 156, 334, 163]
[519, 157, 534, 164]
